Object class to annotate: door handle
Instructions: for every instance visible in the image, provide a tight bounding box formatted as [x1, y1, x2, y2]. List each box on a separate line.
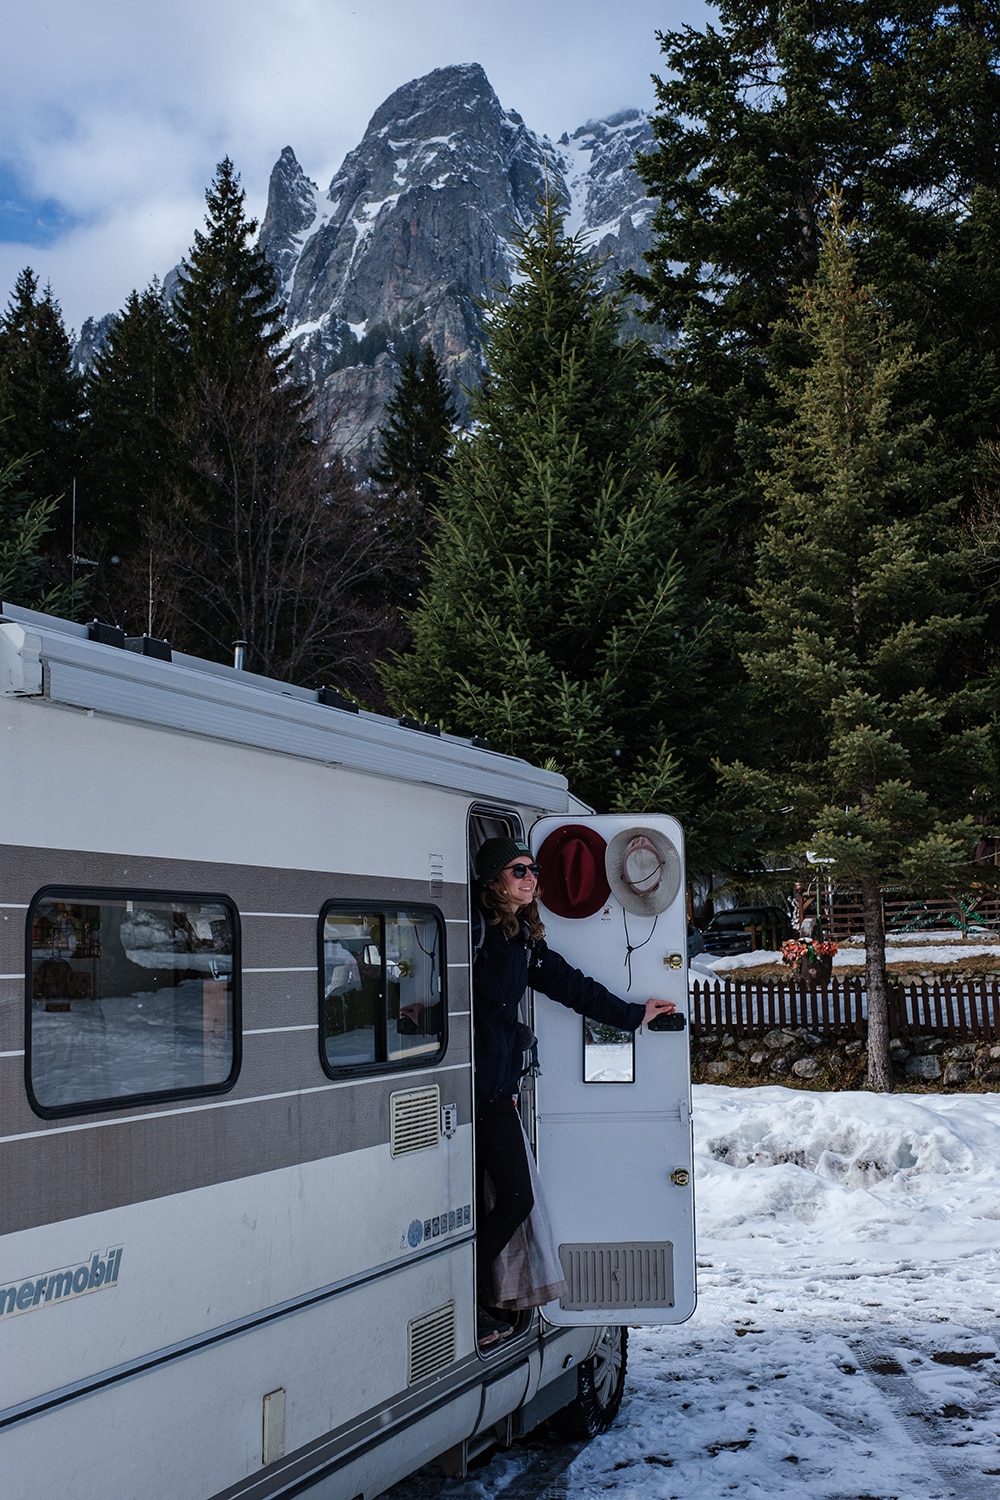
[647, 1012, 686, 1032]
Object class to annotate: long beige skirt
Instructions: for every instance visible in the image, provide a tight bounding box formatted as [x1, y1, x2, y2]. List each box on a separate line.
[484, 1121, 569, 1310]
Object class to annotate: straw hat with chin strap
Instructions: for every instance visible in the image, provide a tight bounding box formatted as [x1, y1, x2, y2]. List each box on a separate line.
[605, 826, 681, 916]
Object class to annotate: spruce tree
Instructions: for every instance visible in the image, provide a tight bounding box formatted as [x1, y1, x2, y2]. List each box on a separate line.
[110, 159, 395, 692]
[382, 202, 718, 836]
[634, 1, 1000, 583]
[156, 159, 314, 661]
[82, 282, 183, 566]
[0, 453, 64, 610]
[370, 343, 458, 607]
[172, 157, 288, 387]
[721, 197, 996, 1090]
[371, 345, 458, 506]
[0, 269, 83, 564]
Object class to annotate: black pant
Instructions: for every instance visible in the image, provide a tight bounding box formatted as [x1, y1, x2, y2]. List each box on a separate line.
[475, 1096, 534, 1291]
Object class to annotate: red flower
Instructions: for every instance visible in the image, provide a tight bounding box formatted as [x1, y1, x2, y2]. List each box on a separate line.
[781, 938, 838, 967]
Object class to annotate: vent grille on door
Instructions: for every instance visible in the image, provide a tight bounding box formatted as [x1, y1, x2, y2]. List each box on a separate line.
[558, 1241, 675, 1310]
[408, 1302, 456, 1384]
[390, 1085, 441, 1156]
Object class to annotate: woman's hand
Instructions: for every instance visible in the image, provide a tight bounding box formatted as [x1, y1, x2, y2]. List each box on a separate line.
[641, 998, 677, 1029]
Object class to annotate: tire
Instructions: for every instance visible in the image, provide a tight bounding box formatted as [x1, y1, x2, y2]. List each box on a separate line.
[554, 1325, 628, 1438]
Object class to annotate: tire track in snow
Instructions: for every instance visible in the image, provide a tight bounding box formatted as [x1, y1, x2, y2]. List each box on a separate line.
[853, 1339, 1000, 1499]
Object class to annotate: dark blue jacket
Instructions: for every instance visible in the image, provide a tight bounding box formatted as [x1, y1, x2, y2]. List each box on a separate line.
[473, 907, 645, 1103]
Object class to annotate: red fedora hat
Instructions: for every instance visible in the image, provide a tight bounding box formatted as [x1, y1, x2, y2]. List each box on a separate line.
[536, 824, 611, 919]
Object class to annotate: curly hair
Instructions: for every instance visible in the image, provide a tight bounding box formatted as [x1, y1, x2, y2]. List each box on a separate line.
[480, 875, 546, 942]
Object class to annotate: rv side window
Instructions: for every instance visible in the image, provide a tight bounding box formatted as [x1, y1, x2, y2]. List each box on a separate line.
[320, 905, 445, 1075]
[26, 889, 240, 1117]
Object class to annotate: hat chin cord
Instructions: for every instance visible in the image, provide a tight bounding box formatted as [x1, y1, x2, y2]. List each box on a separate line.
[621, 907, 658, 992]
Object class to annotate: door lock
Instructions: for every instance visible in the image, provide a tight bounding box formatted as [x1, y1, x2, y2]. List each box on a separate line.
[663, 953, 684, 970]
[670, 1168, 691, 1187]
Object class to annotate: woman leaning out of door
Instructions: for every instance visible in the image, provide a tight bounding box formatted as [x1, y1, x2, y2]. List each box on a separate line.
[470, 836, 675, 1348]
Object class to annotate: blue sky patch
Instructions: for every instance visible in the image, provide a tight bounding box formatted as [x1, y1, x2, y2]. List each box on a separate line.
[0, 163, 75, 246]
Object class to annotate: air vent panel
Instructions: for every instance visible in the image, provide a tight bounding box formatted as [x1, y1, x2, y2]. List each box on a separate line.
[408, 1302, 456, 1384]
[390, 1085, 441, 1156]
[558, 1241, 674, 1310]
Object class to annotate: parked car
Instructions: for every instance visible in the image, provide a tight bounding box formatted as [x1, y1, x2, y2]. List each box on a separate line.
[701, 905, 792, 957]
[687, 922, 706, 959]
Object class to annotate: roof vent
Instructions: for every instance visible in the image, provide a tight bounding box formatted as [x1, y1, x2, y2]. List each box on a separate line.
[88, 620, 126, 649]
[471, 736, 491, 751]
[398, 716, 441, 737]
[126, 634, 172, 662]
[390, 1085, 441, 1156]
[317, 686, 360, 714]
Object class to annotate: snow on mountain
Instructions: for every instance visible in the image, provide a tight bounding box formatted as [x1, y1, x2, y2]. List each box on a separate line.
[258, 146, 321, 292]
[259, 63, 655, 455]
[555, 108, 655, 248]
[73, 65, 657, 459]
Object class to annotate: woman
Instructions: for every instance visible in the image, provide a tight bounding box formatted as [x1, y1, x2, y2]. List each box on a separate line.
[472, 836, 675, 1345]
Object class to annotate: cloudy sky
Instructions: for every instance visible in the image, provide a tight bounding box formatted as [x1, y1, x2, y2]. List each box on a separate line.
[0, 0, 709, 333]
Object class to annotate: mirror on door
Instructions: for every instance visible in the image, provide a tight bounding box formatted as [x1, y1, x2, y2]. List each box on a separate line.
[582, 1018, 635, 1083]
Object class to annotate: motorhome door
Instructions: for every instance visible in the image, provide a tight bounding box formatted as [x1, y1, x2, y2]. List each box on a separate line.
[528, 813, 695, 1327]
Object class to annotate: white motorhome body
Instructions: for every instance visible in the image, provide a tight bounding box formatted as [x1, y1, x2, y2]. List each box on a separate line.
[0, 603, 695, 1500]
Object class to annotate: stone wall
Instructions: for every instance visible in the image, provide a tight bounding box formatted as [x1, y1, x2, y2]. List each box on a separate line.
[690, 1027, 1000, 1091]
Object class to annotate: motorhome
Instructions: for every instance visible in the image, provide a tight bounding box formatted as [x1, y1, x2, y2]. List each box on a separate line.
[0, 602, 695, 1499]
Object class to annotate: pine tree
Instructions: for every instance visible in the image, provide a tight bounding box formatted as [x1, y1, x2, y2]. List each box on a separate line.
[371, 345, 458, 505]
[82, 282, 183, 566]
[633, 1, 1000, 581]
[0, 268, 84, 564]
[382, 202, 720, 838]
[0, 453, 64, 610]
[108, 160, 395, 691]
[154, 159, 315, 661]
[370, 343, 458, 606]
[172, 158, 288, 387]
[721, 197, 997, 1090]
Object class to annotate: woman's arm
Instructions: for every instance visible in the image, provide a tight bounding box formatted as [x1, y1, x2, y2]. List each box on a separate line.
[530, 941, 674, 1031]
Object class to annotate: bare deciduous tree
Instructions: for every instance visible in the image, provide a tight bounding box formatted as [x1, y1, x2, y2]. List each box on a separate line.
[135, 361, 406, 706]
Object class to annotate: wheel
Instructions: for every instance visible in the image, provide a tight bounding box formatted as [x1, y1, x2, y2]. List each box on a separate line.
[554, 1325, 628, 1437]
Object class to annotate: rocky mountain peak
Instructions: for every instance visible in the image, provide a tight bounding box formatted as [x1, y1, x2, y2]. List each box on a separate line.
[259, 147, 319, 290]
[277, 62, 562, 338]
[266, 63, 652, 455]
[74, 65, 655, 461]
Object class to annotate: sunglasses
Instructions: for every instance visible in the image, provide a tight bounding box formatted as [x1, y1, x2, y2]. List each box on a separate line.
[505, 862, 540, 879]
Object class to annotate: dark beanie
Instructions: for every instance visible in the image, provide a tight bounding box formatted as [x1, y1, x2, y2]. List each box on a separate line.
[475, 836, 532, 885]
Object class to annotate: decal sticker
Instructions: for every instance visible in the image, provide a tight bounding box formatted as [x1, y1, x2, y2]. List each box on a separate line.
[0, 1247, 123, 1320]
[400, 1205, 472, 1251]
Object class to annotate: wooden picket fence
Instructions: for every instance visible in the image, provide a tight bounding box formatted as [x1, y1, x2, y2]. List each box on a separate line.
[690, 976, 1000, 1040]
[799, 892, 1000, 941]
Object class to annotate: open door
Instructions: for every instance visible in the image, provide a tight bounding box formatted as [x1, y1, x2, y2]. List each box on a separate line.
[529, 813, 695, 1327]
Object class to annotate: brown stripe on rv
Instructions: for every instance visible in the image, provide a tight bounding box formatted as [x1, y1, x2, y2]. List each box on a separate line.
[0, 843, 472, 1233]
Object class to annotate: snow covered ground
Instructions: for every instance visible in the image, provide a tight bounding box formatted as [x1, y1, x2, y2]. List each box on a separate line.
[392, 1086, 1000, 1498]
[691, 929, 1000, 977]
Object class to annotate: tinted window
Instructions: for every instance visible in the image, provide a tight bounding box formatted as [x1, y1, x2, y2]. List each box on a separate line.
[320, 906, 445, 1074]
[28, 891, 239, 1116]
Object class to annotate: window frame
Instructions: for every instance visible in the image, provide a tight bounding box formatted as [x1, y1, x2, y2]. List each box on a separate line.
[24, 884, 242, 1120]
[317, 900, 448, 1080]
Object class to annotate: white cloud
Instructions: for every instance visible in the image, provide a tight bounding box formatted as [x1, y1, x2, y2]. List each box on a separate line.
[0, 197, 200, 336]
[0, 0, 708, 328]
